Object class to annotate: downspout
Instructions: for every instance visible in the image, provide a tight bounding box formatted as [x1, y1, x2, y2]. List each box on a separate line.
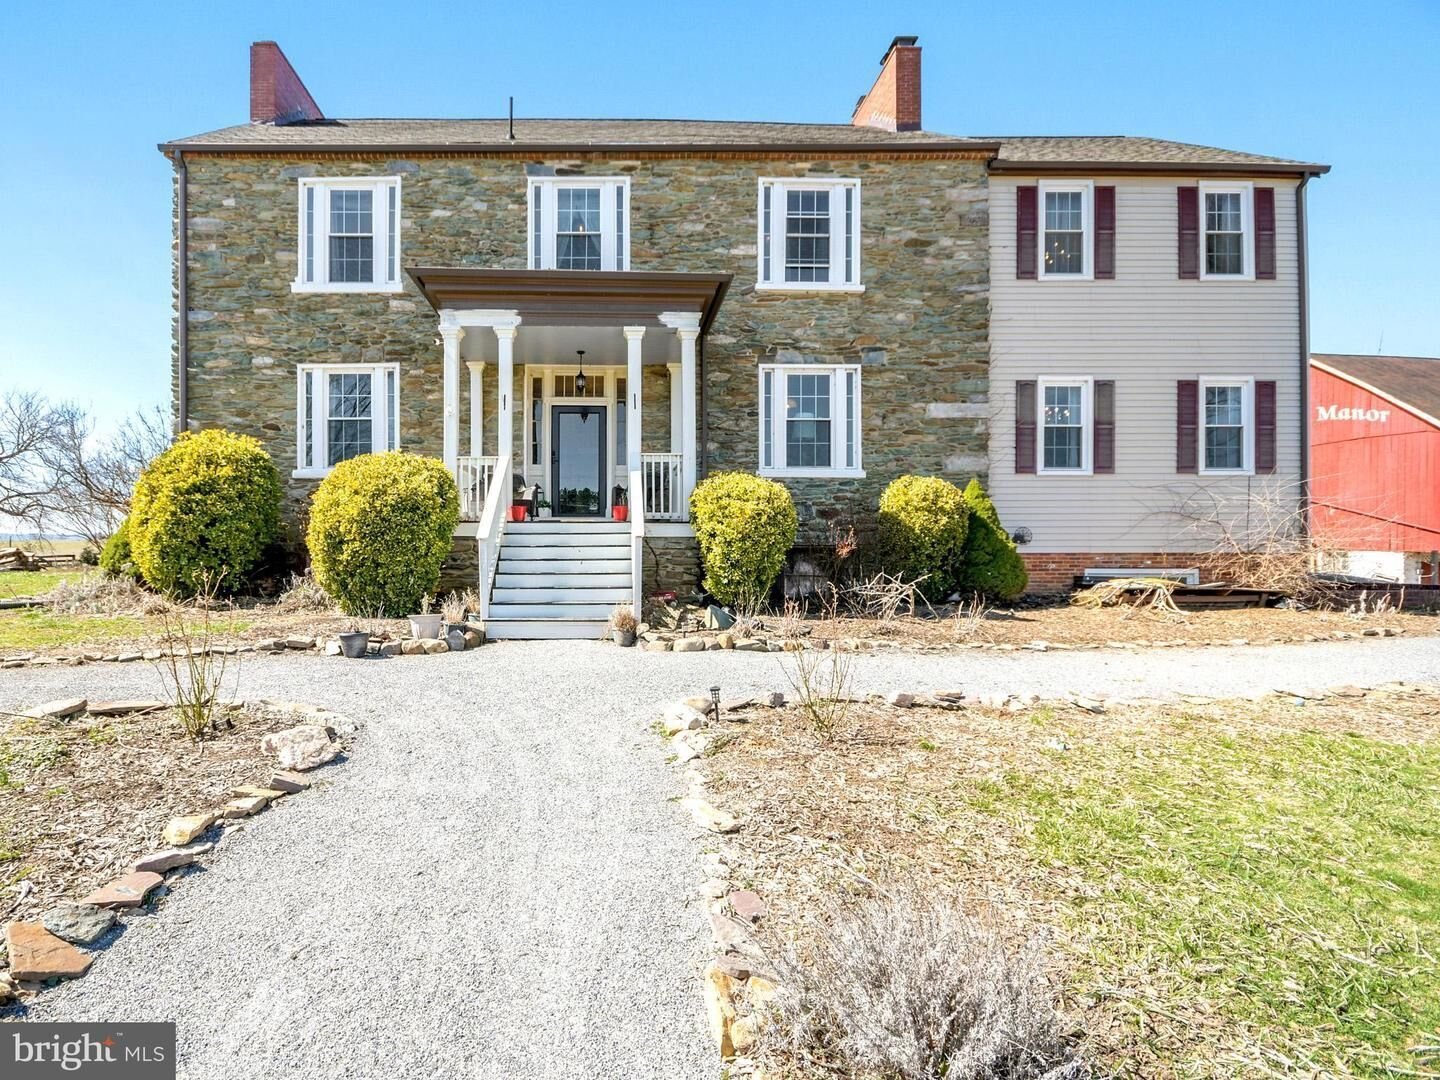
[1296, 174, 1311, 535]
[171, 151, 189, 436]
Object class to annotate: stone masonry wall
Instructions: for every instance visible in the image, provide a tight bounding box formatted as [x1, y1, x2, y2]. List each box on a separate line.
[176, 152, 990, 549]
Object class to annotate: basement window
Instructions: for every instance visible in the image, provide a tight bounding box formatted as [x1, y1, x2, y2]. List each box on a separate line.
[293, 178, 403, 293]
[757, 178, 863, 291]
[527, 178, 630, 271]
[295, 364, 400, 476]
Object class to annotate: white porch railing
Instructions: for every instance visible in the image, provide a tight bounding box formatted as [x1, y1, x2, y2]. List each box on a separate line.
[475, 453, 512, 619]
[457, 455, 500, 521]
[630, 466, 645, 611]
[640, 452, 685, 521]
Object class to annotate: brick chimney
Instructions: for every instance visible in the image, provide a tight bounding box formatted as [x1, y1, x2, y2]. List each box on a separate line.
[851, 36, 921, 132]
[250, 41, 323, 125]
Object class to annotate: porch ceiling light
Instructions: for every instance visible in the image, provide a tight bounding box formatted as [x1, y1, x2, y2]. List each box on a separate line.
[574, 349, 588, 395]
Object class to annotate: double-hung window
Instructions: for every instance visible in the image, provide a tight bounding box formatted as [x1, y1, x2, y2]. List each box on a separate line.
[295, 364, 400, 476]
[1198, 182, 1253, 280]
[293, 178, 402, 292]
[1038, 378, 1092, 473]
[528, 178, 629, 271]
[1038, 181, 1092, 279]
[1199, 377, 1253, 473]
[757, 179, 862, 291]
[758, 365, 862, 477]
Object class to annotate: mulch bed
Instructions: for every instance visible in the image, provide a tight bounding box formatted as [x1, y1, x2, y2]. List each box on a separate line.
[0, 704, 289, 924]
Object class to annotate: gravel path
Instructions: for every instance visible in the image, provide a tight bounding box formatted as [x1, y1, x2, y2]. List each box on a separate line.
[3, 634, 1439, 1078]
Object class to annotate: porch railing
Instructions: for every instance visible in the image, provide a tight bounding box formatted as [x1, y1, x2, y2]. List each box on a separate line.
[457, 455, 500, 521]
[640, 452, 685, 521]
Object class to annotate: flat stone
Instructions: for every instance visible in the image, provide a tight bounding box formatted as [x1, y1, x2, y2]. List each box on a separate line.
[222, 795, 270, 818]
[259, 724, 340, 771]
[88, 699, 166, 717]
[115, 651, 143, 662]
[728, 889, 768, 923]
[233, 784, 287, 802]
[162, 811, 219, 846]
[25, 697, 87, 720]
[642, 640, 672, 652]
[142, 649, 163, 661]
[421, 638, 450, 654]
[132, 842, 213, 874]
[716, 632, 736, 649]
[284, 636, 314, 650]
[708, 912, 763, 957]
[703, 961, 739, 1058]
[5, 922, 93, 980]
[700, 878, 728, 899]
[268, 770, 311, 793]
[672, 637, 707, 653]
[255, 638, 284, 651]
[324, 641, 342, 656]
[682, 797, 738, 833]
[1072, 697, 1106, 713]
[81, 871, 164, 909]
[40, 904, 116, 946]
[672, 737, 702, 764]
[662, 702, 708, 735]
[886, 692, 915, 708]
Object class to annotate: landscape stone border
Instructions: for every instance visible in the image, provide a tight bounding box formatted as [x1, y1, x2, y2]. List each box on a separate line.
[0, 700, 357, 1006]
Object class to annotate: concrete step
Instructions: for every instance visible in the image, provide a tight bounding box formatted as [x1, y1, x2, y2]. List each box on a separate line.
[485, 618, 610, 640]
[487, 602, 619, 620]
[505, 531, 629, 548]
[497, 545, 630, 562]
[494, 572, 632, 589]
[495, 558, 631, 577]
[506, 519, 630, 535]
[491, 586, 632, 604]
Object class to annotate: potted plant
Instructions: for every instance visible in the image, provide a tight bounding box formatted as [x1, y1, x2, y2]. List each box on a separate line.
[442, 593, 468, 652]
[408, 595, 443, 640]
[609, 604, 638, 647]
[612, 485, 629, 523]
[338, 628, 370, 659]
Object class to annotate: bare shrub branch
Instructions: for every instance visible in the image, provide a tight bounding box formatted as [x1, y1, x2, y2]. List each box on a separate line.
[781, 647, 854, 743]
[154, 574, 237, 740]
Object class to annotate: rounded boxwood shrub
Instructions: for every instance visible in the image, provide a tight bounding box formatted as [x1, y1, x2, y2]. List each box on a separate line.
[129, 430, 282, 595]
[690, 472, 798, 608]
[99, 516, 140, 580]
[876, 475, 970, 601]
[957, 478, 1028, 600]
[307, 452, 460, 617]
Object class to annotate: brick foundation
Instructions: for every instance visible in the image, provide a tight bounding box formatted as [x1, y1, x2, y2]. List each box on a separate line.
[1021, 552, 1205, 594]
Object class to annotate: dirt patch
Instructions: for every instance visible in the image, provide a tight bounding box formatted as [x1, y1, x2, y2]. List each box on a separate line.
[701, 684, 1440, 1077]
[0, 703, 311, 923]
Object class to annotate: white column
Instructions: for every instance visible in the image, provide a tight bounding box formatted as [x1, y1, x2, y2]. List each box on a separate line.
[440, 319, 464, 473]
[466, 361, 485, 457]
[666, 363, 682, 455]
[623, 326, 646, 472]
[677, 325, 700, 504]
[494, 324, 518, 464]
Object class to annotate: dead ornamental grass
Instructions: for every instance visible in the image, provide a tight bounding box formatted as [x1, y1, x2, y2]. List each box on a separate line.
[706, 688, 1440, 1079]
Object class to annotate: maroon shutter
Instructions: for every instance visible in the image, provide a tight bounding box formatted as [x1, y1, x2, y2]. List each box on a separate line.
[1255, 380, 1277, 473]
[1015, 380, 1037, 473]
[1176, 380, 1198, 473]
[1016, 186, 1038, 279]
[1254, 187, 1276, 280]
[1177, 187, 1199, 279]
[1094, 380, 1115, 473]
[1094, 186, 1116, 279]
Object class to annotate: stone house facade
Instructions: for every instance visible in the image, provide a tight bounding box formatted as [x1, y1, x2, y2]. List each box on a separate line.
[162, 38, 1325, 630]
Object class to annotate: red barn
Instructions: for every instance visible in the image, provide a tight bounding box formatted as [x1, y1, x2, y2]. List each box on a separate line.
[1309, 354, 1440, 583]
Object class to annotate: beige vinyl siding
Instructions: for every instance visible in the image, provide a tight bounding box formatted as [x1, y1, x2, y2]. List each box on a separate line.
[988, 176, 1303, 553]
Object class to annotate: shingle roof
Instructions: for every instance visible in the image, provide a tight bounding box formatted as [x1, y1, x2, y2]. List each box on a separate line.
[1312, 354, 1440, 427]
[158, 118, 1327, 173]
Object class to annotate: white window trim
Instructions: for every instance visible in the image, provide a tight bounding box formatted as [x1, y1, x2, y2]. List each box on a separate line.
[757, 363, 864, 478]
[755, 177, 864, 293]
[1036, 376, 1093, 475]
[294, 363, 401, 478]
[1037, 180, 1094, 281]
[526, 177, 630, 271]
[1198, 376, 1255, 475]
[291, 177, 404, 294]
[1197, 181, 1255, 281]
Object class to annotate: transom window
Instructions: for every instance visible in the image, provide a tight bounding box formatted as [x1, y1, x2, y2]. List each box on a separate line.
[1201, 379, 1253, 473]
[296, 364, 400, 475]
[1199, 182, 1253, 279]
[1038, 181, 1092, 279]
[758, 364, 863, 477]
[1038, 378, 1092, 473]
[528, 178, 629, 271]
[293, 178, 402, 293]
[757, 179, 862, 291]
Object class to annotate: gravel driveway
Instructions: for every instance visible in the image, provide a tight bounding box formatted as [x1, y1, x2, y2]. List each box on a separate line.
[3, 634, 1439, 1078]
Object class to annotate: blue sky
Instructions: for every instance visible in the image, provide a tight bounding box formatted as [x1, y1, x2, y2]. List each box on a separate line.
[2, 0, 1436, 431]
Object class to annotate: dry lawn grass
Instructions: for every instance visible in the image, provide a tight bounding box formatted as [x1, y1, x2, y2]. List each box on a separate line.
[705, 686, 1440, 1078]
[0, 704, 296, 923]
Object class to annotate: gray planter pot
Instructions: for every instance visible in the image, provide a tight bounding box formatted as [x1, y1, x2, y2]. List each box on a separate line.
[338, 631, 370, 659]
[613, 629, 636, 647]
[408, 613, 443, 640]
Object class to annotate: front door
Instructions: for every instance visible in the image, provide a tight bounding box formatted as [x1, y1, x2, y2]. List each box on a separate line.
[550, 405, 607, 517]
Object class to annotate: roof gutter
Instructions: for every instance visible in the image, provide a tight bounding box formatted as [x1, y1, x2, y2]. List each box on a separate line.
[171, 150, 188, 438]
[989, 159, 1331, 177]
[156, 139, 1002, 157]
[1297, 173, 1312, 536]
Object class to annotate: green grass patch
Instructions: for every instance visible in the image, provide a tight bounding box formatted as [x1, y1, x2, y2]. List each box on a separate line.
[0, 568, 84, 599]
[967, 724, 1440, 1076]
[0, 609, 251, 650]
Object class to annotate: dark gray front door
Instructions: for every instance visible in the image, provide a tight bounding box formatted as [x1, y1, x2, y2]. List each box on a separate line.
[551, 405, 607, 517]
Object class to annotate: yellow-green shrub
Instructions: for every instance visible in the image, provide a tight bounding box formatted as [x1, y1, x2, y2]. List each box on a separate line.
[958, 478, 1028, 599]
[307, 452, 459, 617]
[129, 430, 282, 595]
[99, 516, 140, 580]
[690, 472, 798, 608]
[876, 475, 970, 601]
